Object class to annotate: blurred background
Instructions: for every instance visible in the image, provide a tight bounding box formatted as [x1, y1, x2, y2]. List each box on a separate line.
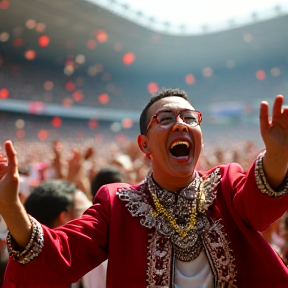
[0, 0, 288, 170]
[1, 1, 288, 282]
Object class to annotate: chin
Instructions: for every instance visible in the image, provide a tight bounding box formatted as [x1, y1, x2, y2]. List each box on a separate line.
[170, 165, 195, 177]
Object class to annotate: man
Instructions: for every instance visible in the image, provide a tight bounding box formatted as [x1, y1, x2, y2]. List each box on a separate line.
[1, 88, 288, 287]
[24, 180, 79, 228]
[90, 167, 127, 199]
[24, 179, 106, 288]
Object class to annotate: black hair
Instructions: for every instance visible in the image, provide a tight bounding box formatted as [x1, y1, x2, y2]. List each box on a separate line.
[24, 179, 77, 227]
[91, 167, 127, 199]
[139, 88, 190, 135]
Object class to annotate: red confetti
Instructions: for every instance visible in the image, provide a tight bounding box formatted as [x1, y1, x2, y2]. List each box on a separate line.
[0, 88, 9, 98]
[38, 35, 50, 47]
[43, 81, 54, 91]
[13, 38, 25, 47]
[98, 93, 109, 104]
[24, 50, 36, 61]
[96, 30, 108, 43]
[148, 82, 158, 94]
[0, 0, 9, 9]
[123, 52, 135, 65]
[87, 39, 97, 49]
[256, 70, 266, 81]
[88, 119, 98, 129]
[51, 117, 62, 127]
[16, 129, 25, 138]
[185, 74, 196, 85]
[72, 90, 84, 102]
[28, 101, 45, 114]
[122, 118, 133, 129]
[38, 130, 48, 140]
[62, 98, 73, 107]
[65, 81, 76, 92]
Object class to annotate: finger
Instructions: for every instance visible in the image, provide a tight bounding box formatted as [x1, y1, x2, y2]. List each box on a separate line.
[4, 140, 18, 169]
[282, 106, 288, 115]
[272, 94, 284, 119]
[259, 101, 270, 134]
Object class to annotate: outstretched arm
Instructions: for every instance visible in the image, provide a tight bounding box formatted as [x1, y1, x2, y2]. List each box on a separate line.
[0, 140, 31, 247]
[260, 95, 288, 189]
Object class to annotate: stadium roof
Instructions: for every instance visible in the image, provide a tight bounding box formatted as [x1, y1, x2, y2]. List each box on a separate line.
[87, 0, 288, 35]
[0, 0, 287, 76]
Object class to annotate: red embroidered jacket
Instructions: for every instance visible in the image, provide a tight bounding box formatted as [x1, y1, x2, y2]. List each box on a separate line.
[3, 161, 288, 288]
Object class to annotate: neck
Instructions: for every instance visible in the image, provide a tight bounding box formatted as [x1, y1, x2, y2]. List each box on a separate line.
[151, 171, 197, 192]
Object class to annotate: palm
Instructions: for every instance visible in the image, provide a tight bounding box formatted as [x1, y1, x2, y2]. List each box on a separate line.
[0, 141, 19, 205]
[260, 95, 288, 160]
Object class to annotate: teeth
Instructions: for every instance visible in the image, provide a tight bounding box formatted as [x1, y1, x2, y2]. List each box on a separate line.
[170, 141, 190, 149]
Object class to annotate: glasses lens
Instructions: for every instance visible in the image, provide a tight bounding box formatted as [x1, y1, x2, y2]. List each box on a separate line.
[181, 110, 199, 126]
[156, 110, 200, 127]
[157, 111, 175, 125]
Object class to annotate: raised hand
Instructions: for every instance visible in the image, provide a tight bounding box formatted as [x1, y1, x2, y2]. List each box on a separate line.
[260, 95, 288, 188]
[0, 140, 19, 207]
[260, 95, 288, 159]
[51, 140, 64, 179]
[0, 140, 31, 248]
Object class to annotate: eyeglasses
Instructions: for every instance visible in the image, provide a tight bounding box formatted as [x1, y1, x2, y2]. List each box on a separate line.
[146, 109, 202, 133]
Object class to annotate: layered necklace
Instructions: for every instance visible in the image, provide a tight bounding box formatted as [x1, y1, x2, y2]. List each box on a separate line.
[146, 171, 217, 261]
[117, 169, 221, 262]
[150, 178, 205, 239]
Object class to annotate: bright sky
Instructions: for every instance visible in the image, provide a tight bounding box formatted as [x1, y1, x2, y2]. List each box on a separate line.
[86, 0, 288, 34]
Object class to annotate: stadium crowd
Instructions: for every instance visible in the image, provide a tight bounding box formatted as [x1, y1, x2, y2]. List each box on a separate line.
[0, 129, 288, 286]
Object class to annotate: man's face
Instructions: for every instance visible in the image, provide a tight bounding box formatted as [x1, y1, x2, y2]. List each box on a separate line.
[72, 190, 92, 218]
[141, 96, 202, 188]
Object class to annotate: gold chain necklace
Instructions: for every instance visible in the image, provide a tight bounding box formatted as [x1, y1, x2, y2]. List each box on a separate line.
[150, 179, 206, 238]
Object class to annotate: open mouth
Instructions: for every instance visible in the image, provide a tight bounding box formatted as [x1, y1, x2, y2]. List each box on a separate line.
[170, 141, 190, 158]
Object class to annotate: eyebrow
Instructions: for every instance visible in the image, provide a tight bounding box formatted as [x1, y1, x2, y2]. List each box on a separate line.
[155, 109, 173, 113]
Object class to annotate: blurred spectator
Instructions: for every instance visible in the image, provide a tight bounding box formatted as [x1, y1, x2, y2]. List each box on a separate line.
[24, 180, 81, 228]
[0, 215, 8, 286]
[279, 211, 288, 264]
[91, 167, 127, 200]
[24, 179, 106, 288]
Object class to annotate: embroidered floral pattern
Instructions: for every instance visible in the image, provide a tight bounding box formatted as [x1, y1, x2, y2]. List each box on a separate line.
[202, 220, 237, 288]
[118, 168, 238, 287]
[255, 151, 288, 198]
[146, 230, 172, 288]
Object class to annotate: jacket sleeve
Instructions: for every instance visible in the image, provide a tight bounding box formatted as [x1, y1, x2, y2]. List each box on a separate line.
[4, 185, 111, 286]
[230, 153, 288, 232]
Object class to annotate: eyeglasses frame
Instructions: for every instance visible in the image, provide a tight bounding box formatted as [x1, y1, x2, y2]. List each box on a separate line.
[145, 109, 202, 134]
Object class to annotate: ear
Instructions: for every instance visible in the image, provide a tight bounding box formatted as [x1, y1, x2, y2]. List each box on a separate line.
[137, 134, 149, 154]
[49, 212, 66, 228]
[57, 211, 70, 226]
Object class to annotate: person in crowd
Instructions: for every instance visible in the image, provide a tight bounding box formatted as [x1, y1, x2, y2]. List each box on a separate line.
[90, 167, 127, 199]
[0, 215, 8, 287]
[24, 179, 106, 288]
[24, 180, 83, 228]
[279, 211, 288, 263]
[83, 167, 128, 288]
[1, 88, 288, 287]
[51, 140, 95, 200]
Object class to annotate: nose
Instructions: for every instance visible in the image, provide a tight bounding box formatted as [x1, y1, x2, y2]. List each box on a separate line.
[172, 116, 189, 132]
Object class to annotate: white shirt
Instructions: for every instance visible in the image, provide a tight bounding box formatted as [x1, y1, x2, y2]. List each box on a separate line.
[175, 251, 213, 288]
[82, 260, 107, 288]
